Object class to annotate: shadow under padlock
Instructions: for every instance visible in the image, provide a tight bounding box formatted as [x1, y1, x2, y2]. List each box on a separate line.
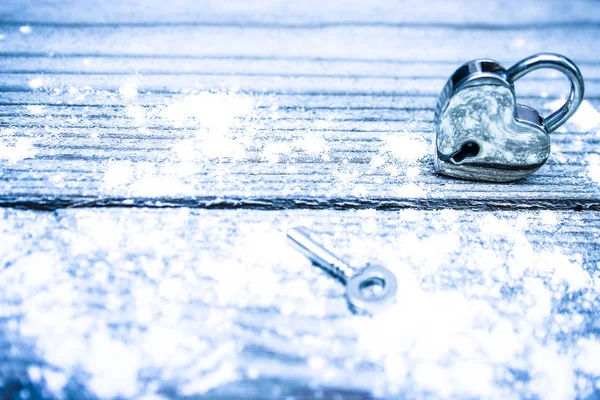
[433, 53, 585, 183]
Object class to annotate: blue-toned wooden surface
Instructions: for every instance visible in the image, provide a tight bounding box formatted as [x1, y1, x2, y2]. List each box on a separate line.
[1, 1, 600, 399]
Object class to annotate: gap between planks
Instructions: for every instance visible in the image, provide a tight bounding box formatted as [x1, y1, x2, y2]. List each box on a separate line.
[1, 196, 600, 212]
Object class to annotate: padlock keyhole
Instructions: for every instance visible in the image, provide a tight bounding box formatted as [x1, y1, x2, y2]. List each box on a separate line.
[451, 141, 480, 163]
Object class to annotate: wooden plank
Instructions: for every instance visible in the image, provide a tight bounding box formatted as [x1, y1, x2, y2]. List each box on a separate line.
[0, 208, 599, 399]
[1, 2, 599, 400]
[2, 73, 598, 97]
[0, 18, 598, 211]
[5, 56, 600, 80]
[1, 88, 599, 210]
[1, 0, 599, 26]
[1, 26, 600, 63]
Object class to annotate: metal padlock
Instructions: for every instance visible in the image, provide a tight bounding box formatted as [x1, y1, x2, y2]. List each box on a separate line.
[434, 53, 584, 182]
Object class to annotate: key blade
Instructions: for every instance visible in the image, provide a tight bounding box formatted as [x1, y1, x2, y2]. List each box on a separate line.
[287, 226, 351, 283]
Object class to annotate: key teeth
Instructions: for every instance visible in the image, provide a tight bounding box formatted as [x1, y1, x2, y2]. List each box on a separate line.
[318, 262, 349, 284]
[347, 301, 376, 316]
[286, 225, 352, 283]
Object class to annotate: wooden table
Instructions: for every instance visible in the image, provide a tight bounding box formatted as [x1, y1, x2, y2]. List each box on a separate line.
[1, 1, 599, 399]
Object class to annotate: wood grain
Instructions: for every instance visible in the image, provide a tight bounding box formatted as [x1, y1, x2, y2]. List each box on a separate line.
[1, 0, 600, 26]
[1, 25, 600, 63]
[0, 87, 599, 210]
[0, 14, 598, 211]
[0, 208, 599, 398]
[1, 1, 600, 398]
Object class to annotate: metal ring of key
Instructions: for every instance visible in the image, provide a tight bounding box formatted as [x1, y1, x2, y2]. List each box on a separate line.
[287, 226, 397, 315]
[433, 52, 585, 183]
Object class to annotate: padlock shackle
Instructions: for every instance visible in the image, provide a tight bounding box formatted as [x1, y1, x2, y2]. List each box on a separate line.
[505, 53, 585, 133]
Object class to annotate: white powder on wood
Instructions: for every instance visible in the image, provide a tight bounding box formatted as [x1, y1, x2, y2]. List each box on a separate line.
[28, 78, 45, 90]
[587, 154, 600, 184]
[0, 137, 37, 164]
[118, 80, 139, 100]
[545, 99, 600, 132]
[3, 209, 595, 399]
[294, 133, 329, 155]
[384, 134, 428, 162]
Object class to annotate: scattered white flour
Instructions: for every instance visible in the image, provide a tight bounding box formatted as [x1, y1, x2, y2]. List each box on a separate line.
[528, 346, 576, 400]
[539, 210, 560, 226]
[383, 134, 428, 162]
[313, 119, 332, 130]
[576, 339, 600, 375]
[123, 164, 193, 197]
[587, 155, 600, 185]
[84, 329, 142, 397]
[125, 105, 147, 125]
[405, 166, 421, 179]
[159, 92, 254, 132]
[102, 162, 134, 189]
[369, 154, 386, 168]
[545, 99, 600, 132]
[351, 184, 368, 197]
[0, 137, 37, 163]
[26, 105, 45, 115]
[171, 140, 197, 162]
[0, 210, 599, 399]
[394, 182, 424, 197]
[43, 370, 68, 393]
[19, 25, 32, 34]
[179, 362, 239, 396]
[367, 132, 429, 187]
[349, 210, 597, 399]
[294, 133, 329, 155]
[2, 60, 598, 399]
[384, 165, 399, 176]
[118, 79, 139, 100]
[262, 142, 291, 163]
[28, 78, 45, 90]
[196, 134, 247, 160]
[100, 91, 257, 196]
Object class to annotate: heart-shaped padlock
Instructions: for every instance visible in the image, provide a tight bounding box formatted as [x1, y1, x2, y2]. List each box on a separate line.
[433, 53, 584, 182]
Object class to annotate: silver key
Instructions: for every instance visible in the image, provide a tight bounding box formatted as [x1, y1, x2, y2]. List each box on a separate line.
[287, 226, 397, 315]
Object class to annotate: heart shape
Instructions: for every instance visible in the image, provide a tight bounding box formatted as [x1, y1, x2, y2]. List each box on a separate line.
[434, 84, 550, 182]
